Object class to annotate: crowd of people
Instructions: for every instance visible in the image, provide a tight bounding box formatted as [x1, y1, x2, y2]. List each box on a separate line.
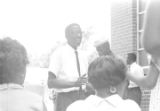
[0, 0, 160, 111]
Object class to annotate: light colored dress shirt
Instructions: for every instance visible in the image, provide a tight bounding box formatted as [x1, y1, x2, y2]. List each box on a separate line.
[149, 59, 160, 111]
[128, 62, 144, 88]
[49, 44, 88, 92]
[0, 83, 46, 111]
[67, 94, 141, 111]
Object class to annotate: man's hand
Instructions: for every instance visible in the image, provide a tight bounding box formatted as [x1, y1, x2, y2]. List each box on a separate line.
[78, 76, 88, 84]
[73, 75, 88, 87]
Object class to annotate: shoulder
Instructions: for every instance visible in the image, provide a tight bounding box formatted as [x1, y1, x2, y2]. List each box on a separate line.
[50, 44, 67, 59]
[131, 63, 143, 72]
[22, 89, 43, 102]
[0, 88, 44, 111]
[55, 44, 73, 54]
[52, 45, 65, 54]
[67, 100, 85, 111]
[23, 89, 45, 108]
[120, 99, 141, 111]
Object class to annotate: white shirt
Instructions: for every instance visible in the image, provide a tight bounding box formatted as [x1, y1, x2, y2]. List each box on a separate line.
[49, 44, 88, 92]
[149, 59, 160, 111]
[67, 94, 141, 111]
[128, 62, 144, 88]
[0, 83, 46, 111]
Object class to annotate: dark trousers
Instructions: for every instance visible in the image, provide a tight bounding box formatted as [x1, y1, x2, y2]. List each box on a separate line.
[55, 90, 86, 111]
[126, 87, 142, 106]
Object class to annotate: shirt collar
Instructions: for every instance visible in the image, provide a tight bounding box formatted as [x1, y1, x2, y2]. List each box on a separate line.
[106, 94, 123, 106]
[87, 94, 123, 107]
[66, 43, 80, 52]
[0, 83, 23, 90]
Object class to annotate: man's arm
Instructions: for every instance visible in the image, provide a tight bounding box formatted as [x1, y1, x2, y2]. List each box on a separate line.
[47, 71, 86, 89]
[134, 0, 160, 89]
[126, 59, 159, 89]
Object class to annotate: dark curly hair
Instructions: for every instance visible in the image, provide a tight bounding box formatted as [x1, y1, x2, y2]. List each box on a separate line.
[65, 23, 81, 38]
[127, 53, 137, 62]
[0, 37, 28, 85]
[88, 56, 127, 90]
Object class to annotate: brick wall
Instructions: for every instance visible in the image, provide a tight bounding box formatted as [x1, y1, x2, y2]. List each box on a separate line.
[111, 0, 150, 111]
[141, 88, 151, 111]
[111, 0, 137, 58]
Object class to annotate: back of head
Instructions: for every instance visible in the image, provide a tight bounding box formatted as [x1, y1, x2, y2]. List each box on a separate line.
[127, 53, 136, 64]
[0, 37, 28, 85]
[95, 41, 114, 56]
[88, 56, 127, 90]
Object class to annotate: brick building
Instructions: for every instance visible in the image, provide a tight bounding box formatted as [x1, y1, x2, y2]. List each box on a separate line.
[110, 0, 151, 111]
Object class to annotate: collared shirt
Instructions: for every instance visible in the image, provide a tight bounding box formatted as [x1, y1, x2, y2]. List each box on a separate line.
[0, 83, 46, 111]
[128, 62, 144, 88]
[49, 44, 88, 92]
[149, 58, 160, 111]
[67, 94, 141, 111]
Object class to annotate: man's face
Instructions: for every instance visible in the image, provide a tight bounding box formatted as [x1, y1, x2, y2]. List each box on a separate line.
[96, 42, 110, 56]
[96, 45, 107, 56]
[127, 55, 132, 65]
[67, 25, 82, 49]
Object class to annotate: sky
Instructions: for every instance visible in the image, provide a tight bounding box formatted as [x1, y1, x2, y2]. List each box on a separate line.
[0, 0, 111, 55]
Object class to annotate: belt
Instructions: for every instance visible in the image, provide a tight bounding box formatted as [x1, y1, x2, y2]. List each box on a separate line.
[58, 90, 78, 94]
[57, 89, 86, 99]
[55, 85, 86, 93]
[57, 88, 85, 94]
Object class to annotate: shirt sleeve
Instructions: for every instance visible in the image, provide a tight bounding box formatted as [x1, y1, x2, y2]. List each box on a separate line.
[48, 48, 62, 77]
[130, 64, 144, 77]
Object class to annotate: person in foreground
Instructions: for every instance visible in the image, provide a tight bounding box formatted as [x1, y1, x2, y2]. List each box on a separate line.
[67, 56, 141, 111]
[0, 37, 46, 111]
[126, 0, 160, 89]
[126, 1, 160, 110]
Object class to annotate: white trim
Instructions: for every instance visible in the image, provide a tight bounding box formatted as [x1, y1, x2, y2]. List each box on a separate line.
[138, 11, 146, 15]
[137, 0, 140, 64]
[138, 29, 144, 33]
[137, 48, 144, 51]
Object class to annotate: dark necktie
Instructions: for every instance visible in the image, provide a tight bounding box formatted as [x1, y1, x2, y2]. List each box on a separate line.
[75, 50, 83, 97]
[75, 50, 81, 77]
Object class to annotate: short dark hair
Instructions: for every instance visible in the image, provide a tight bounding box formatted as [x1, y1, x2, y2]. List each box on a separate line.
[0, 37, 28, 85]
[127, 53, 137, 62]
[88, 56, 127, 90]
[65, 23, 81, 38]
[96, 41, 114, 56]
